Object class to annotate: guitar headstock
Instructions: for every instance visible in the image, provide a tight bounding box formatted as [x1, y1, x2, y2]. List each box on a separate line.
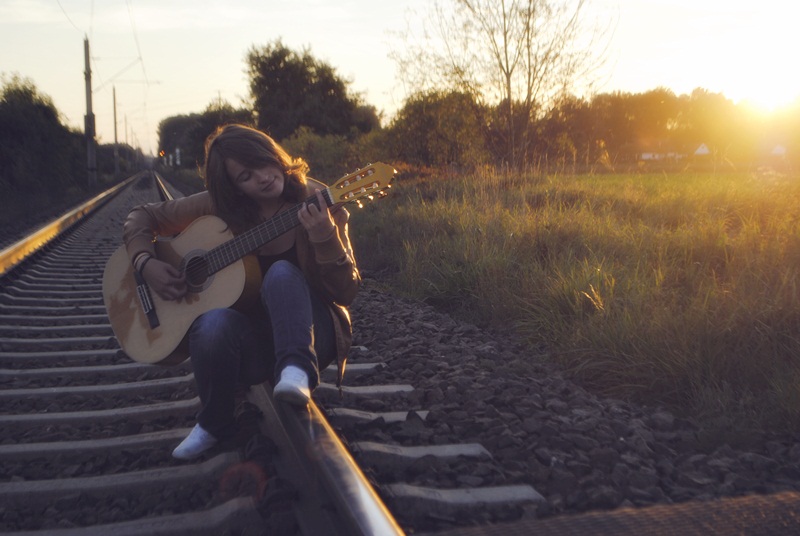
[328, 162, 395, 208]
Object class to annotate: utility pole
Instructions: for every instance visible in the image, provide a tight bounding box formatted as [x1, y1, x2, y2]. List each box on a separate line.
[83, 37, 97, 187]
[113, 86, 120, 177]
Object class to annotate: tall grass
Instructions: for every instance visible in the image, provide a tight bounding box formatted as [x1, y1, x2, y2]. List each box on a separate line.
[349, 168, 800, 435]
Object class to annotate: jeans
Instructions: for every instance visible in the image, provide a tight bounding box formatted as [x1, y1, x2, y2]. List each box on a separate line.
[187, 260, 335, 438]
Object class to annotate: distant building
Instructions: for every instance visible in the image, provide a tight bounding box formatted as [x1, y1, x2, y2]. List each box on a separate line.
[633, 141, 687, 162]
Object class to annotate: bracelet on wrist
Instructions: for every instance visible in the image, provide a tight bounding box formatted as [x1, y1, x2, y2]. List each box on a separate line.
[132, 252, 149, 270]
[138, 255, 154, 275]
[133, 252, 152, 272]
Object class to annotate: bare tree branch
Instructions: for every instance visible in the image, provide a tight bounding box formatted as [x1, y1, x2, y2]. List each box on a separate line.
[390, 0, 611, 165]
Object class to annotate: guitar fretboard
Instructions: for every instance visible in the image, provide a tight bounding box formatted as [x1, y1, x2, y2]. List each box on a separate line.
[204, 189, 333, 275]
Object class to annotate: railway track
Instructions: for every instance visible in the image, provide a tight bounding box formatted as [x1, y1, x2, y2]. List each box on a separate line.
[0, 172, 542, 535]
[7, 171, 800, 536]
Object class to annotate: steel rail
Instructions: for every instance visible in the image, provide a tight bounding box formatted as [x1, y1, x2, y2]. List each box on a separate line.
[249, 384, 405, 536]
[0, 174, 140, 277]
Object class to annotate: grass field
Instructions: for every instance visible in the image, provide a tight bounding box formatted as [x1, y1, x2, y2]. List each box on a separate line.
[349, 167, 800, 438]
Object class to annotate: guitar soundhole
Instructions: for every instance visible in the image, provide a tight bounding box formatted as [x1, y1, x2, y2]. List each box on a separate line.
[184, 255, 210, 291]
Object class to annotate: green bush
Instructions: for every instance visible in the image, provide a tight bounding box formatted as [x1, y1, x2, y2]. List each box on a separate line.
[0, 74, 84, 193]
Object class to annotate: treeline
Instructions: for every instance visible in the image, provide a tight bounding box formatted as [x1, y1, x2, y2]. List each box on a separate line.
[390, 88, 797, 172]
[5, 38, 795, 200]
[158, 42, 799, 181]
[531, 89, 799, 172]
[157, 40, 383, 182]
[0, 74, 145, 195]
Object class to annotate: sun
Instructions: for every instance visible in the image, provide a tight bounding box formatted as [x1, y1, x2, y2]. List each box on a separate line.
[735, 88, 799, 115]
[721, 10, 799, 114]
[651, 1, 800, 116]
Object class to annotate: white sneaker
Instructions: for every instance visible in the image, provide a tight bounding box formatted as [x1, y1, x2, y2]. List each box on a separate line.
[172, 423, 217, 460]
[273, 365, 311, 406]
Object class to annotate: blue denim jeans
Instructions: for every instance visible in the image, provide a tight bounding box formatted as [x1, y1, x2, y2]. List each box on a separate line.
[187, 260, 335, 438]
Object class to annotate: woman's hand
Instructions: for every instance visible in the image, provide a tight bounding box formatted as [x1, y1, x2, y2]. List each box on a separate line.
[141, 258, 187, 301]
[298, 189, 336, 242]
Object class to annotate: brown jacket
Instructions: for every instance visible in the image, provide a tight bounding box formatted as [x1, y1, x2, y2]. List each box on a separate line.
[122, 178, 360, 385]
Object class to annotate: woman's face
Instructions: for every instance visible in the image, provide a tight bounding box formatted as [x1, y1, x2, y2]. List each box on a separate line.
[225, 159, 285, 206]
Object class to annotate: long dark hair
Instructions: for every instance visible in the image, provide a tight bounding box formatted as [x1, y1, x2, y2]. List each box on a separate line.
[201, 124, 309, 233]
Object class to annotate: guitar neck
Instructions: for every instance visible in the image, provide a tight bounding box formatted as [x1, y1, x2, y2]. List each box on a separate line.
[203, 189, 333, 275]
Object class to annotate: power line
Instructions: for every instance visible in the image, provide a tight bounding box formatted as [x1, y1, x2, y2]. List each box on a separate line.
[55, 0, 84, 34]
[62, 1, 157, 155]
[94, 58, 141, 92]
[89, 0, 94, 41]
[126, 0, 149, 86]
[126, 0, 152, 154]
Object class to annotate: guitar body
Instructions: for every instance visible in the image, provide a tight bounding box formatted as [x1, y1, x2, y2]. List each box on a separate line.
[102, 215, 262, 365]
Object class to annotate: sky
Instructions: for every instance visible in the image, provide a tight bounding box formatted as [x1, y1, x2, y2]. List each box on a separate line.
[1, 0, 798, 156]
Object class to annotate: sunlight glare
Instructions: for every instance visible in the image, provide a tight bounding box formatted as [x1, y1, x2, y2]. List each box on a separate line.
[737, 94, 798, 116]
[727, 46, 799, 114]
[716, 5, 799, 114]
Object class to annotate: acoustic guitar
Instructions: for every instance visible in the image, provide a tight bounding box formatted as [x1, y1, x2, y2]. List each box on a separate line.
[102, 162, 394, 365]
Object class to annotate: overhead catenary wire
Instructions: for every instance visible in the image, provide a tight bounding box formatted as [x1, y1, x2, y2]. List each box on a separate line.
[125, 0, 149, 86]
[77, 1, 156, 154]
[126, 0, 152, 154]
[55, 0, 84, 35]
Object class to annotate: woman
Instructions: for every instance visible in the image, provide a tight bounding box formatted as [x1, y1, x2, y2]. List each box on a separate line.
[123, 124, 360, 459]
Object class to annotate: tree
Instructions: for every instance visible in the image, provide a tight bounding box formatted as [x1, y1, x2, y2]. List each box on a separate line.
[157, 99, 252, 170]
[246, 40, 379, 141]
[537, 94, 597, 170]
[388, 90, 490, 168]
[589, 92, 636, 163]
[157, 113, 200, 165]
[281, 127, 352, 181]
[629, 88, 681, 145]
[0, 74, 83, 192]
[97, 143, 140, 176]
[680, 89, 739, 160]
[393, 0, 608, 166]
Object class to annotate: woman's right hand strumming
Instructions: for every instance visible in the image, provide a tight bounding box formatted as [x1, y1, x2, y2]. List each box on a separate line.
[141, 259, 187, 301]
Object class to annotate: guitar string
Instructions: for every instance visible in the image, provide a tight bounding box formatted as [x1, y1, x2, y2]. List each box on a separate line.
[179, 180, 391, 284]
[182, 206, 295, 282]
[185, 189, 336, 280]
[216, 205, 296, 266]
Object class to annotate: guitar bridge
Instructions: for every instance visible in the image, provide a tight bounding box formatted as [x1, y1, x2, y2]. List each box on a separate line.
[133, 270, 160, 329]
